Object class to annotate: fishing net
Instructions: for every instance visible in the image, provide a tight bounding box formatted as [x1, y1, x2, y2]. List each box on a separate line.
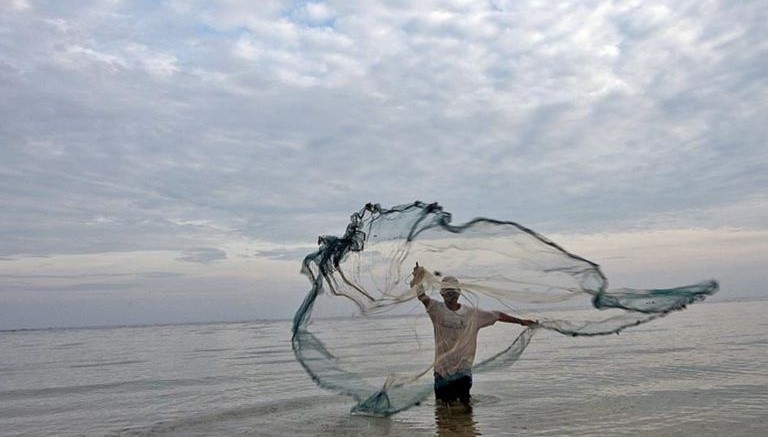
[292, 202, 718, 416]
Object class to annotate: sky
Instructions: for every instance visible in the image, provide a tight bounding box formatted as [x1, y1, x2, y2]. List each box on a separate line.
[1, 0, 766, 330]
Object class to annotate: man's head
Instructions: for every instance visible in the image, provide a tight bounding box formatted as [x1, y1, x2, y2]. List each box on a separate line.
[440, 276, 461, 304]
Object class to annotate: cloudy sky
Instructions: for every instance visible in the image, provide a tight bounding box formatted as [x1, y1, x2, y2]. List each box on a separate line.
[1, 0, 766, 329]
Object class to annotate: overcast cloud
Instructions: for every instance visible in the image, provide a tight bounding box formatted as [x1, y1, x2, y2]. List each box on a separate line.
[1, 0, 766, 329]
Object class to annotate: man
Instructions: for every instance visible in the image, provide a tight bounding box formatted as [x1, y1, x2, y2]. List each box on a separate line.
[410, 265, 537, 406]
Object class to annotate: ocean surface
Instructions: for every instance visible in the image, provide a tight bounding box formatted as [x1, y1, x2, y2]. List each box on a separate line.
[1, 300, 766, 436]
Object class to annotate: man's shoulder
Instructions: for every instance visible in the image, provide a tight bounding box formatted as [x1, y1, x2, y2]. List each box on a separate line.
[470, 306, 500, 317]
[426, 299, 442, 313]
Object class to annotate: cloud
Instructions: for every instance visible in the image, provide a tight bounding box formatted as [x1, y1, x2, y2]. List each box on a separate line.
[1, 0, 765, 252]
[253, 246, 316, 261]
[4, 0, 31, 12]
[176, 248, 228, 264]
[5, 282, 136, 293]
[0, 1, 766, 327]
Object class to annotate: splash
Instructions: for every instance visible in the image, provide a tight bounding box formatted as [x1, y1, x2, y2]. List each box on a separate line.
[292, 202, 718, 416]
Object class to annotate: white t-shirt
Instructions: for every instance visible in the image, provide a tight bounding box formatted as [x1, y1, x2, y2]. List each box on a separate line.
[426, 300, 500, 376]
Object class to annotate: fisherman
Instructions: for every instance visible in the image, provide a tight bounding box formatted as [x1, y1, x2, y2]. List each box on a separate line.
[411, 264, 537, 406]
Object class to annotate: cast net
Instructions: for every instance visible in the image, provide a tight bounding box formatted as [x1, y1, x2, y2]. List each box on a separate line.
[292, 202, 718, 416]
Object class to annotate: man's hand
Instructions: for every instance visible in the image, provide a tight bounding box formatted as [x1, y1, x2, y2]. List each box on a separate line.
[411, 264, 431, 307]
[498, 312, 539, 327]
[410, 264, 427, 287]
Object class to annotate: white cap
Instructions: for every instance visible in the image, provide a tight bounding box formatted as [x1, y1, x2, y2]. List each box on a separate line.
[440, 276, 461, 292]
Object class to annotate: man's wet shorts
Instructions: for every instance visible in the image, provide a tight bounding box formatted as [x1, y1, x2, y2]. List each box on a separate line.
[434, 372, 472, 403]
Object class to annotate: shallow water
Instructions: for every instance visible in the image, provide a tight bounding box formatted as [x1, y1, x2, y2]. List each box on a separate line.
[1, 300, 766, 436]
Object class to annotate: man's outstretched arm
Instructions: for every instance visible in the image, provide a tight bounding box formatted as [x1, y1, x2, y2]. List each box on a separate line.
[416, 285, 431, 308]
[497, 312, 538, 327]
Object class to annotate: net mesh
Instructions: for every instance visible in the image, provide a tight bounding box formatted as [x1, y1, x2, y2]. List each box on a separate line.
[292, 201, 718, 416]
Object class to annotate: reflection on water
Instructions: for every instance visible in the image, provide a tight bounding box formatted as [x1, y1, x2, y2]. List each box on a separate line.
[435, 403, 480, 436]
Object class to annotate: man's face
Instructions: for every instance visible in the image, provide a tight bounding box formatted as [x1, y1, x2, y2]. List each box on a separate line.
[440, 288, 460, 304]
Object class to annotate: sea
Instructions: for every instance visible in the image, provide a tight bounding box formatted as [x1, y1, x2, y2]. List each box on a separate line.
[1, 300, 766, 436]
